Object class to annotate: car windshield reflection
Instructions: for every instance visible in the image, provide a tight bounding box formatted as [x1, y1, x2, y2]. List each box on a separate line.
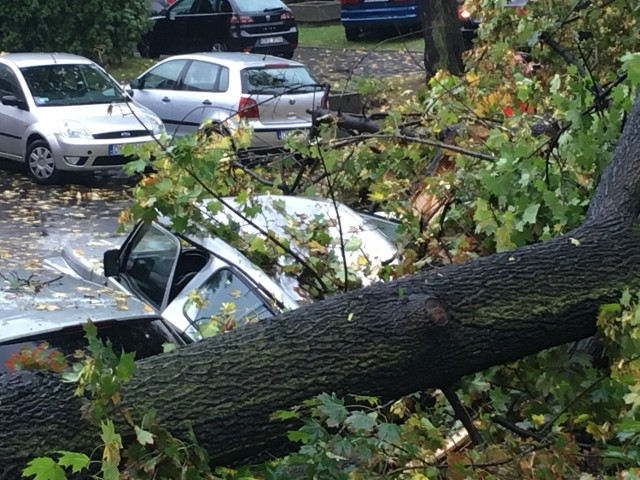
[20, 64, 126, 107]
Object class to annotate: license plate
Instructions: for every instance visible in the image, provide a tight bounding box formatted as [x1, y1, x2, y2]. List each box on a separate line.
[108, 143, 141, 156]
[277, 129, 308, 141]
[260, 36, 284, 45]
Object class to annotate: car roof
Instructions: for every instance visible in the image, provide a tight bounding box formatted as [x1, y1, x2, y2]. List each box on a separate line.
[0, 52, 94, 68]
[157, 52, 305, 70]
[0, 266, 160, 344]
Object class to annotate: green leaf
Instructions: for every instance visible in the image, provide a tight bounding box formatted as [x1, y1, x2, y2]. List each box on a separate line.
[287, 430, 309, 443]
[622, 52, 640, 85]
[57, 451, 90, 473]
[22, 458, 66, 480]
[522, 203, 540, 225]
[271, 409, 301, 421]
[134, 425, 155, 446]
[377, 422, 402, 444]
[317, 393, 349, 428]
[345, 411, 377, 433]
[116, 352, 136, 381]
[343, 237, 362, 252]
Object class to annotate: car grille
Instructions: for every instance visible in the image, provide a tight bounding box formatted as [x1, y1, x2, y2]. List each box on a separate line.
[92, 130, 151, 140]
[93, 155, 132, 166]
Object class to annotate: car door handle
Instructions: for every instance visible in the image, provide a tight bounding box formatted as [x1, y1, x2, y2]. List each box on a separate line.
[202, 100, 212, 106]
[162, 97, 171, 103]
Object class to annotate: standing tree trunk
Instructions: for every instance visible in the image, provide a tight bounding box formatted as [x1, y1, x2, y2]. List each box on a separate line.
[421, 0, 466, 77]
[1, 95, 640, 480]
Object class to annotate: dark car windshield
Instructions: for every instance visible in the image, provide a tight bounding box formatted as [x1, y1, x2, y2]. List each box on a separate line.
[232, 0, 286, 12]
[242, 66, 320, 95]
[20, 64, 125, 107]
[0, 318, 183, 374]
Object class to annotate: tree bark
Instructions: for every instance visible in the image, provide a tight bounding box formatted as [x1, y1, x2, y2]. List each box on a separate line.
[421, 0, 465, 77]
[1, 96, 639, 480]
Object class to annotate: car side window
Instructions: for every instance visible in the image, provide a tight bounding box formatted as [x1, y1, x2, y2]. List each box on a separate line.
[122, 224, 181, 309]
[182, 61, 226, 92]
[141, 60, 188, 90]
[170, 0, 197, 15]
[0, 64, 21, 98]
[184, 268, 272, 333]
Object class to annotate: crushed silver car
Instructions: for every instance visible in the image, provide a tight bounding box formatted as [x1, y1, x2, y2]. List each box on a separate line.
[0, 53, 165, 184]
[0, 266, 188, 374]
[46, 195, 398, 341]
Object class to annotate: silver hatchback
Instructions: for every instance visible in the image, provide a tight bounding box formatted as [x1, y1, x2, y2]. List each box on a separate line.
[0, 53, 165, 184]
[128, 52, 326, 150]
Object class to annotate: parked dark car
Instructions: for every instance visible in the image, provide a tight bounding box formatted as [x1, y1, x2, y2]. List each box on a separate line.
[140, 0, 298, 59]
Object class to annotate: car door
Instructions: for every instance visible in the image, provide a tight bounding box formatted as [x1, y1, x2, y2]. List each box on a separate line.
[0, 64, 32, 161]
[169, 59, 231, 136]
[115, 222, 182, 311]
[131, 59, 189, 138]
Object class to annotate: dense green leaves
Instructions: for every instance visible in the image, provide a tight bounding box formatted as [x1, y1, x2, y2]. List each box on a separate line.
[0, 0, 150, 63]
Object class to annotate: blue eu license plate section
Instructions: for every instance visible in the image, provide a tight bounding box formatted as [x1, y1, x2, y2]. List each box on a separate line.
[109, 144, 125, 156]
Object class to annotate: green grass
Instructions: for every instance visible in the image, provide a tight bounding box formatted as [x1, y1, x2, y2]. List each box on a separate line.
[298, 23, 424, 52]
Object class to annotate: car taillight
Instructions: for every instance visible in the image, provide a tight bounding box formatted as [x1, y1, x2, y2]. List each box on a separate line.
[281, 11, 293, 20]
[340, 0, 358, 5]
[458, 7, 471, 19]
[238, 97, 260, 119]
[320, 94, 327, 108]
[230, 14, 254, 24]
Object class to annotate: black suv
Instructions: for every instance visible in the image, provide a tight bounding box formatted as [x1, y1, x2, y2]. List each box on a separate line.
[141, 0, 298, 59]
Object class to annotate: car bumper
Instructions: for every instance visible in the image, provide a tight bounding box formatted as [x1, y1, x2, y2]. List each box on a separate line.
[48, 134, 161, 171]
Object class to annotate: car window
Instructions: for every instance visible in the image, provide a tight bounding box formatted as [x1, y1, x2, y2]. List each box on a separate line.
[122, 224, 181, 309]
[241, 66, 320, 95]
[232, 0, 286, 11]
[184, 268, 272, 333]
[170, 0, 198, 15]
[141, 60, 188, 90]
[20, 64, 125, 106]
[182, 61, 228, 92]
[0, 318, 183, 374]
[0, 64, 22, 98]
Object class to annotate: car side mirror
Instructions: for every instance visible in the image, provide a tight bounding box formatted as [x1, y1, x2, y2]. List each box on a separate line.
[103, 249, 121, 277]
[1, 95, 27, 110]
[130, 78, 142, 90]
[125, 86, 134, 98]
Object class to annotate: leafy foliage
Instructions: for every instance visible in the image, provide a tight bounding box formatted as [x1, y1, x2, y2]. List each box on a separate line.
[0, 0, 149, 63]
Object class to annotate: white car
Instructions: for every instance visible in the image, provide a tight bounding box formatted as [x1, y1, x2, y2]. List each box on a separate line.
[127, 52, 325, 150]
[0, 53, 165, 184]
[47, 196, 398, 341]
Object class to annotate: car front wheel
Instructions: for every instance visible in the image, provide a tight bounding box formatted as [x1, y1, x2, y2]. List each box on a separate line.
[27, 140, 62, 185]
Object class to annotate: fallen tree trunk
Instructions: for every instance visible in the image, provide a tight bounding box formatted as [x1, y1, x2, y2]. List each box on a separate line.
[1, 94, 639, 480]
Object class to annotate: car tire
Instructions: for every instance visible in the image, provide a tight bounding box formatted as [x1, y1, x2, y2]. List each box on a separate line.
[211, 42, 227, 53]
[345, 27, 360, 41]
[198, 123, 236, 152]
[26, 140, 62, 185]
[137, 39, 159, 58]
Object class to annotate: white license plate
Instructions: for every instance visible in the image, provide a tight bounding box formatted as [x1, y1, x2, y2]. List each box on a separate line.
[108, 143, 141, 156]
[277, 129, 308, 141]
[260, 36, 284, 45]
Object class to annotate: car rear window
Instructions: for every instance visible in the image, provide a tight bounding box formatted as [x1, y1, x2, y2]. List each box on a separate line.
[0, 318, 183, 374]
[241, 66, 320, 96]
[232, 0, 286, 12]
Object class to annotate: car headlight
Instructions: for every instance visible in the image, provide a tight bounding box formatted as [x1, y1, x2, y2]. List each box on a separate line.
[140, 112, 165, 136]
[60, 120, 92, 139]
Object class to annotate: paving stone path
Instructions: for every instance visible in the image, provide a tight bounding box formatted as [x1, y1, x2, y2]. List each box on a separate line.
[292, 46, 426, 84]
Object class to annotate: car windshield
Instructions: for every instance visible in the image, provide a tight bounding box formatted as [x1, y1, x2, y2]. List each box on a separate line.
[241, 66, 320, 96]
[20, 63, 125, 107]
[0, 318, 181, 374]
[232, 0, 285, 11]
